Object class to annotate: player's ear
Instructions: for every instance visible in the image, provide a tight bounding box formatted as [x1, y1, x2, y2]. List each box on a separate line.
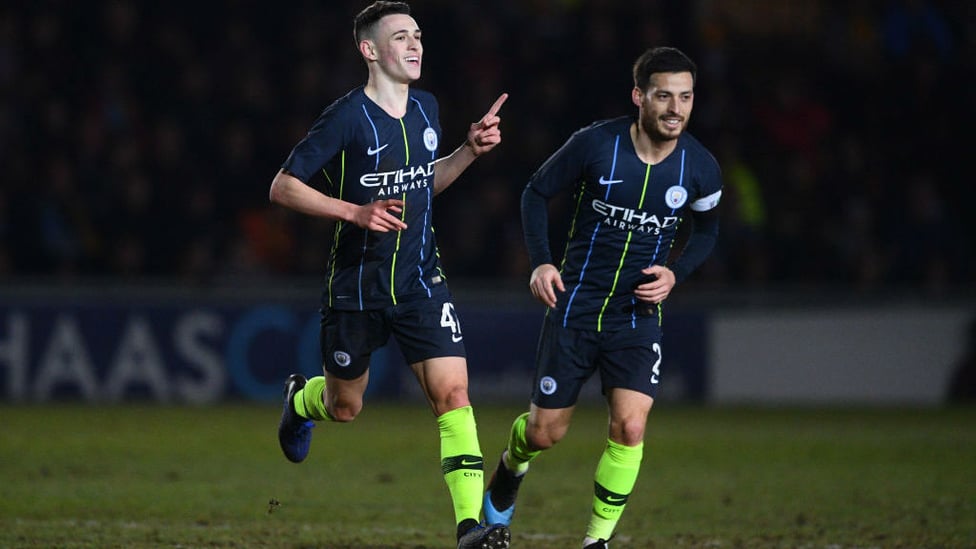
[631, 86, 643, 108]
[359, 39, 377, 61]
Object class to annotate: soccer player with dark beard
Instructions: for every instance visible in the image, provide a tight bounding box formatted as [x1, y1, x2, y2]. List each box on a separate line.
[269, 2, 509, 548]
[483, 47, 722, 548]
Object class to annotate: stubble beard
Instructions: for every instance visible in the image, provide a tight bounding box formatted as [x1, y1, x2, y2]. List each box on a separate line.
[640, 114, 684, 143]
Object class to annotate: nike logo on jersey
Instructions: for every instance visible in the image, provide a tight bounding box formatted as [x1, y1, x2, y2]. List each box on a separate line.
[598, 175, 623, 185]
[451, 334, 463, 343]
[367, 144, 388, 156]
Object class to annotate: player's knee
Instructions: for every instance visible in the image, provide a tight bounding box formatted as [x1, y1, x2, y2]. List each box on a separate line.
[434, 386, 471, 415]
[525, 424, 565, 450]
[612, 419, 646, 446]
[327, 401, 362, 422]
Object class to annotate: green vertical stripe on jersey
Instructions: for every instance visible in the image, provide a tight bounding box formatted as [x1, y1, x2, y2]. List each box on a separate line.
[559, 185, 588, 274]
[399, 118, 410, 165]
[432, 226, 446, 281]
[389, 119, 411, 305]
[323, 151, 346, 308]
[391, 193, 406, 305]
[596, 162, 652, 331]
[599, 236, 632, 332]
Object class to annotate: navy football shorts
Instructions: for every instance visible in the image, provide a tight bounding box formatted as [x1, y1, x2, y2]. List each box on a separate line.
[320, 297, 467, 380]
[531, 314, 663, 408]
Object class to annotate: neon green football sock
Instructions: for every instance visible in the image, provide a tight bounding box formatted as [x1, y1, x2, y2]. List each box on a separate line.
[437, 405, 483, 526]
[292, 376, 333, 421]
[505, 412, 539, 474]
[586, 439, 644, 541]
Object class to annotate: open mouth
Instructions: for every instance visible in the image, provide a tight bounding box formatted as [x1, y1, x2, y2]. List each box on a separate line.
[662, 117, 682, 129]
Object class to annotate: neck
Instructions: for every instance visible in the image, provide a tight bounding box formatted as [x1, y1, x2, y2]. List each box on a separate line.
[364, 73, 411, 118]
[631, 123, 678, 165]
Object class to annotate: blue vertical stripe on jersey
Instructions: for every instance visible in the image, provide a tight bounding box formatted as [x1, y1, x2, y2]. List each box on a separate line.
[361, 104, 385, 310]
[410, 96, 434, 149]
[596, 135, 636, 331]
[649, 148, 685, 265]
[563, 221, 601, 328]
[362, 104, 382, 171]
[410, 96, 436, 299]
[562, 134, 622, 328]
[631, 147, 686, 326]
[606, 135, 621, 200]
[416, 187, 432, 298]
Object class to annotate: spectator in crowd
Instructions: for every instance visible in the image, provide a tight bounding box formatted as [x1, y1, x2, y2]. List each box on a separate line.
[1, 1, 971, 294]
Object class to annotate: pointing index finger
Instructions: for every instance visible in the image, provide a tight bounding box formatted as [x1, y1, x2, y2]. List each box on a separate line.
[485, 93, 509, 119]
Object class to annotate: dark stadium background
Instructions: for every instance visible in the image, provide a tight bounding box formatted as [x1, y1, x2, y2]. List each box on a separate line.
[1, 0, 974, 405]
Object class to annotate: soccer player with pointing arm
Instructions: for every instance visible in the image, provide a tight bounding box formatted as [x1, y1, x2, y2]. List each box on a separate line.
[270, 3, 510, 547]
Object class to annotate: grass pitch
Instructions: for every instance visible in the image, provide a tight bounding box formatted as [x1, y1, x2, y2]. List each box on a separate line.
[1, 403, 973, 548]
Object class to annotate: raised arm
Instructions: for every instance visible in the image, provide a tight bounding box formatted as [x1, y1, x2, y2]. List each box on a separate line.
[432, 93, 508, 194]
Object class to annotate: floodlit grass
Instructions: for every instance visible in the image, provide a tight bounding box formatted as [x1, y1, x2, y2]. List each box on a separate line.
[1, 403, 973, 548]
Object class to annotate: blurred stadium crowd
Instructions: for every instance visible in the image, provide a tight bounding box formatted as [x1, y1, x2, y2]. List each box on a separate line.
[2, 0, 973, 293]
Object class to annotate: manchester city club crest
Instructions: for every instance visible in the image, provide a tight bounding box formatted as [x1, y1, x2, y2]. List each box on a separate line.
[423, 127, 438, 152]
[539, 376, 558, 395]
[665, 185, 688, 209]
[333, 351, 352, 367]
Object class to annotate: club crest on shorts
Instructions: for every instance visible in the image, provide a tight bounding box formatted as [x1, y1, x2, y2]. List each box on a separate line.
[423, 127, 438, 152]
[333, 351, 352, 368]
[665, 185, 688, 209]
[539, 376, 558, 395]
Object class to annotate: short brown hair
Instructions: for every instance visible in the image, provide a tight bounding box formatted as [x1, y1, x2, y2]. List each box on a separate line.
[354, 1, 411, 43]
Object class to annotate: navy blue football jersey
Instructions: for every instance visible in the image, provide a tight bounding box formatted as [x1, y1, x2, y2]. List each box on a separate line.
[282, 87, 446, 311]
[524, 116, 723, 331]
